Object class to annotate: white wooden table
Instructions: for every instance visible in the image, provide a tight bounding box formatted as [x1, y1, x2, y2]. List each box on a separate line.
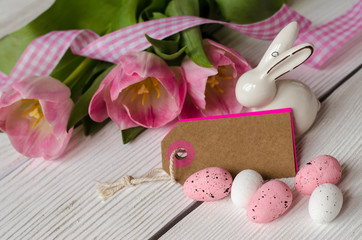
[0, 0, 361, 239]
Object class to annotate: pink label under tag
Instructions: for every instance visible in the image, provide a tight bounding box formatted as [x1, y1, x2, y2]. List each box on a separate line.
[162, 108, 297, 185]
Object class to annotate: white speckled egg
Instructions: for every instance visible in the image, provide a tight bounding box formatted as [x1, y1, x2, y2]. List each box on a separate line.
[309, 183, 343, 224]
[231, 169, 264, 208]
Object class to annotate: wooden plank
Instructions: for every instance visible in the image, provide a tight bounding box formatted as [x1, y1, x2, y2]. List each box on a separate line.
[0, 122, 194, 239]
[0, 0, 361, 239]
[159, 70, 362, 240]
[0, 134, 28, 178]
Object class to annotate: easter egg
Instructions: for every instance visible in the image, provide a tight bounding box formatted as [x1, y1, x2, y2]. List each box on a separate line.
[231, 169, 264, 208]
[295, 155, 342, 195]
[247, 180, 292, 223]
[309, 183, 343, 223]
[183, 167, 233, 201]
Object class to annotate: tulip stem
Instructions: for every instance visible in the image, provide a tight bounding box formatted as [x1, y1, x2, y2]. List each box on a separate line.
[63, 58, 97, 87]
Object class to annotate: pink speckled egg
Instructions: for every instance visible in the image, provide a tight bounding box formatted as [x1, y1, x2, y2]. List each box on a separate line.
[247, 180, 292, 223]
[183, 167, 233, 201]
[295, 155, 342, 195]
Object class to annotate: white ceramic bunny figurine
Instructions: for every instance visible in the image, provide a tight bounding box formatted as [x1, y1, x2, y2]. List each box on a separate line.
[235, 21, 320, 137]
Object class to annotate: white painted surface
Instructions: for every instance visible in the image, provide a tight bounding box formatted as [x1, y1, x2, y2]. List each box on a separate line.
[0, 122, 194, 239]
[161, 70, 362, 240]
[0, 0, 54, 38]
[0, 0, 361, 239]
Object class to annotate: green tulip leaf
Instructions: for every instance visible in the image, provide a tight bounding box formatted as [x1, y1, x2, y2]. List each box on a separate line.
[68, 60, 113, 102]
[151, 12, 168, 20]
[145, 33, 180, 54]
[83, 116, 111, 136]
[112, 0, 150, 30]
[0, 0, 144, 80]
[122, 126, 147, 144]
[215, 0, 287, 24]
[166, 0, 212, 68]
[67, 64, 116, 131]
[139, 0, 170, 22]
[154, 46, 186, 60]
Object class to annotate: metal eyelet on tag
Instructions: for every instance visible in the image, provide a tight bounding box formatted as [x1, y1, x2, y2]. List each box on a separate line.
[167, 140, 195, 168]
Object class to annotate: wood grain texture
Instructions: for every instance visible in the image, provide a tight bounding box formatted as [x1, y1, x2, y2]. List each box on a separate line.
[0, 122, 194, 239]
[0, 134, 29, 180]
[160, 70, 362, 240]
[0, 0, 361, 239]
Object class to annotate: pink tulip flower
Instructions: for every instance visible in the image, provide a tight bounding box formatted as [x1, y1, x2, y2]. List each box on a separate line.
[180, 39, 252, 118]
[0, 76, 74, 160]
[89, 51, 186, 129]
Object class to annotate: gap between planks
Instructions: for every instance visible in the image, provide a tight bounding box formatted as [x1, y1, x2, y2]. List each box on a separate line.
[148, 64, 362, 239]
[157, 65, 362, 240]
[0, 0, 360, 238]
[0, 46, 361, 240]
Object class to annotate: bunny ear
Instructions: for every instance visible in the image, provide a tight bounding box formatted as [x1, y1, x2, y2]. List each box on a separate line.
[264, 43, 313, 80]
[258, 21, 299, 67]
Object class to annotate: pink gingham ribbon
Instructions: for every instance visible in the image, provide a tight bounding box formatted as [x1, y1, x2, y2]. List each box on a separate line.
[77, 4, 311, 63]
[296, 0, 362, 68]
[0, 30, 98, 89]
[0, 4, 310, 89]
[7, 30, 98, 82]
[0, 72, 6, 83]
[1, 3, 361, 89]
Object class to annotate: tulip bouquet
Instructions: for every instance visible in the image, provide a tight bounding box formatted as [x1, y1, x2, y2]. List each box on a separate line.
[0, 0, 287, 159]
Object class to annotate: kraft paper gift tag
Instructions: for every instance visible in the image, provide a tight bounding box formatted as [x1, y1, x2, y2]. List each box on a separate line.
[162, 108, 297, 185]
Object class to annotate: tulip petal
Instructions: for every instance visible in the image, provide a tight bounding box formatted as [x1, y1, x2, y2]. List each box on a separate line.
[120, 66, 186, 128]
[0, 101, 21, 131]
[88, 68, 117, 123]
[182, 57, 217, 109]
[41, 99, 74, 136]
[0, 88, 21, 107]
[204, 39, 252, 76]
[179, 94, 204, 119]
[181, 39, 251, 118]
[13, 76, 71, 102]
[0, 76, 74, 159]
[1, 100, 72, 160]
[109, 65, 144, 102]
[203, 78, 243, 116]
[120, 80, 179, 128]
[170, 66, 187, 109]
[90, 52, 186, 130]
[103, 85, 138, 130]
[118, 52, 179, 97]
[89, 87, 110, 123]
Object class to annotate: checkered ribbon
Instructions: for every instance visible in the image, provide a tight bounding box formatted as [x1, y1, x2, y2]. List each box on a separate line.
[0, 2, 361, 89]
[2, 30, 98, 86]
[296, 0, 362, 68]
[77, 4, 310, 63]
[0, 30, 99, 89]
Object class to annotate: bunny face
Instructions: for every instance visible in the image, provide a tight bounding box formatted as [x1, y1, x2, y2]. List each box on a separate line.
[235, 68, 277, 108]
[235, 43, 313, 108]
[234, 22, 319, 136]
[235, 22, 314, 109]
